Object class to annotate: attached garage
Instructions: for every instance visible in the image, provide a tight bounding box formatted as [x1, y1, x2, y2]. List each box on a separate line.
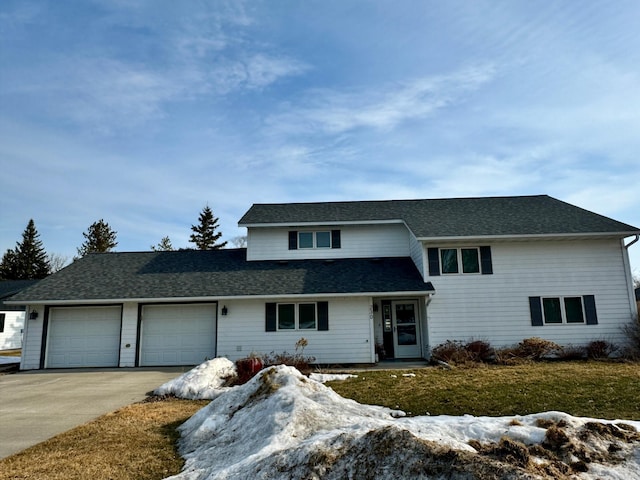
[46, 306, 122, 368]
[139, 303, 217, 366]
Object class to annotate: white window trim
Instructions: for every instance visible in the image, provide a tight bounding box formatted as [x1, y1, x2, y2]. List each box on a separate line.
[439, 247, 481, 275]
[277, 302, 318, 331]
[542, 296, 586, 325]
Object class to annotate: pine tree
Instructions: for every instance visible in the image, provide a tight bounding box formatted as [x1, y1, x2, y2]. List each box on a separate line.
[77, 219, 118, 258]
[0, 249, 19, 280]
[0, 219, 50, 279]
[151, 236, 174, 251]
[189, 205, 227, 250]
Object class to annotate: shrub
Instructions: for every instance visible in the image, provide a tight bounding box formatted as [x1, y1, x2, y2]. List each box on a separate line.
[493, 347, 529, 365]
[465, 340, 495, 363]
[622, 316, 640, 359]
[586, 340, 617, 359]
[513, 337, 561, 360]
[261, 351, 316, 374]
[262, 337, 316, 375]
[430, 340, 472, 364]
[430, 339, 494, 365]
[557, 345, 587, 361]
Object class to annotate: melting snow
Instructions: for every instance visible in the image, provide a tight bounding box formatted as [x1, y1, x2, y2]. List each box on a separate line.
[160, 362, 640, 479]
[154, 358, 237, 400]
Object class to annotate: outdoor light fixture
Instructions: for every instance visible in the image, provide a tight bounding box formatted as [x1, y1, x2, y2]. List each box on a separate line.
[29, 309, 38, 320]
[221, 306, 228, 316]
[373, 303, 379, 312]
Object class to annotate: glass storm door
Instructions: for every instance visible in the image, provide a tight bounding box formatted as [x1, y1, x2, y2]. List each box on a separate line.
[392, 301, 421, 358]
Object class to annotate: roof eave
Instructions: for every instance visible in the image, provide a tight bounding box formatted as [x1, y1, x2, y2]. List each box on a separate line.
[239, 219, 405, 228]
[8, 289, 435, 306]
[415, 231, 640, 242]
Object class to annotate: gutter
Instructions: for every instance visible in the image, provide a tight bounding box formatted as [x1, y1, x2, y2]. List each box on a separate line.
[624, 234, 640, 249]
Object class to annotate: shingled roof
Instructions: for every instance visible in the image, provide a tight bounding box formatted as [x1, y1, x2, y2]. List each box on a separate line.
[239, 195, 639, 239]
[0, 280, 39, 310]
[8, 249, 433, 303]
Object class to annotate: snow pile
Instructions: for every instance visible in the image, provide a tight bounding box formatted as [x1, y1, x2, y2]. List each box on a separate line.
[165, 365, 640, 479]
[308, 372, 357, 383]
[154, 358, 237, 400]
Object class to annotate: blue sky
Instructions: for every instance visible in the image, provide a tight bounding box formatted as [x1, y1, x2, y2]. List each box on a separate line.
[1, 0, 639, 275]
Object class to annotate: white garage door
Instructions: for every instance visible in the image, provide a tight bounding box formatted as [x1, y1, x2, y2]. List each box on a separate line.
[140, 304, 217, 366]
[47, 306, 122, 368]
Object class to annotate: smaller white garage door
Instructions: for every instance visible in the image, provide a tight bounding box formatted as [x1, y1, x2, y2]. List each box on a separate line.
[47, 306, 122, 368]
[140, 304, 217, 366]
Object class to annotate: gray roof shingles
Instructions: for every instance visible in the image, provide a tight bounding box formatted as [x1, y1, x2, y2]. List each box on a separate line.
[239, 195, 640, 238]
[9, 249, 433, 303]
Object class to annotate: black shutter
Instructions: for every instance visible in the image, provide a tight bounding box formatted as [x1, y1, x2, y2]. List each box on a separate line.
[529, 297, 543, 326]
[584, 295, 598, 325]
[0, 313, 5, 332]
[427, 248, 440, 276]
[480, 246, 493, 275]
[317, 301, 329, 331]
[288, 231, 298, 250]
[265, 303, 277, 331]
[331, 230, 341, 249]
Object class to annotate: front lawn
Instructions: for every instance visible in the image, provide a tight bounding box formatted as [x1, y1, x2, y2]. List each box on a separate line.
[0, 361, 638, 479]
[328, 361, 640, 420]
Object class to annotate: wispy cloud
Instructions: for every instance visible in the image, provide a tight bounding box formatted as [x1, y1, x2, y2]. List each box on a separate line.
[266, 64, 497, 136]
[0, 1, 308, 134]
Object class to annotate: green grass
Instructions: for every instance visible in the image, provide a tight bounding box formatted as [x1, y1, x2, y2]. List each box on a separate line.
[328, 361, 640, 420]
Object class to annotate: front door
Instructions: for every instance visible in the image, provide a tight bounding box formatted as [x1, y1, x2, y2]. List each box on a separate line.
[392, 300, 421, 358]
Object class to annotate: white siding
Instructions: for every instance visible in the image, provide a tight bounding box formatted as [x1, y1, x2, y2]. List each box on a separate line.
[20, 305, 43, 370]
[217, 297, 375, 363]
[246, 224, 410, 261]
[0, 311, 25, 350]
[119, 303, 138, 367]
[426, 239, 635, 350]
[409, 232, 425, 278]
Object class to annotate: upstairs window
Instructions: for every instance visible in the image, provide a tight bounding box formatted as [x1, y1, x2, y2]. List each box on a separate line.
[289, 230, 341, 250]
[429, 246, 491, 276]
[439, 248, 480, 274]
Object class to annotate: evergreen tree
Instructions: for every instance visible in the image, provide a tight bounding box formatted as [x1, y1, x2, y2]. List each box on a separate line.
[151, 236, 174, 251]
[189, 205, 227, 250]
[77, 219, 118, 258]
[0, 249, 19, 280]
[0, 219, 50, 279]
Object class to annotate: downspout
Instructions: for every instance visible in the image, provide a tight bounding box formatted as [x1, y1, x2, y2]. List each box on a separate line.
[623, 235, 639, 320]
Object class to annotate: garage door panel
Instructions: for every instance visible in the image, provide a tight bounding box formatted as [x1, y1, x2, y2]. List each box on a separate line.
[140, 304, 216, 366]
[47, 306, 121, 368]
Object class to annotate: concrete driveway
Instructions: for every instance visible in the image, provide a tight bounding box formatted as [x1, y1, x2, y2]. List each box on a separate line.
[0, 367, 189, 459]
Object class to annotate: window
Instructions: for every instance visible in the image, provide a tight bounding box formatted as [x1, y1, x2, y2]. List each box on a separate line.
[298, 232, 314, 249]
[266, 302, 329, 331]
[315, 231, 331, 248]
[542, 296, 585, 324]
[440, 249, 458, 273]
[277, 303, 317, 330]
[563, 297, 585, 323]
[298, 231, 331, 249]
[439, 248, 480, 274]
[529, 295, 596, 326]
[278, 304, 296, 329]
[288, 230, 341, 250]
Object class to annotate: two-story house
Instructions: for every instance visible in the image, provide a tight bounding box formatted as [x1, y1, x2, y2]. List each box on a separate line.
[8, 195, 639, 370]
